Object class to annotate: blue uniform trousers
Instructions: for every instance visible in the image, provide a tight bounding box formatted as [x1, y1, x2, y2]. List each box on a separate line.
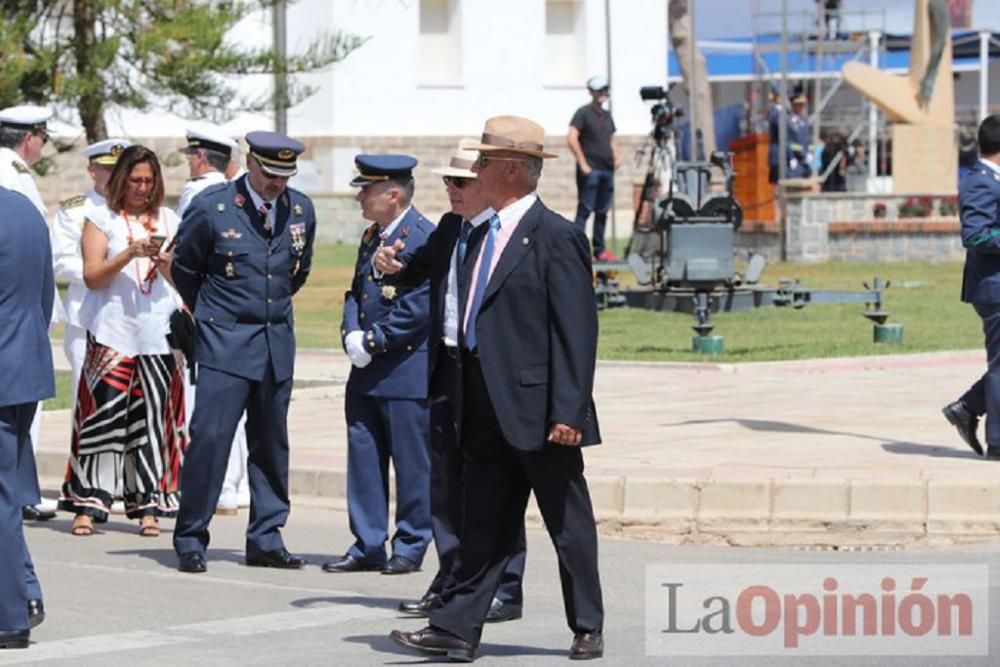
[14, 426, 41, 601]
[961, 303, 1000, 446]
[345, 393, 431, 565]
[1, 404, 35, 632]
[426, 350, 524, 604]
[174, 364, 292, 557]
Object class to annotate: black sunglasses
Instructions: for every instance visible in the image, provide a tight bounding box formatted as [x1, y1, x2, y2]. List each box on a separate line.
[33, 129, 49, 145]
[442, 175, 472, 189]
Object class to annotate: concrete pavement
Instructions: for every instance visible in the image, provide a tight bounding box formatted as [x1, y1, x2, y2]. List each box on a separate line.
[36, 345, 1000, 547]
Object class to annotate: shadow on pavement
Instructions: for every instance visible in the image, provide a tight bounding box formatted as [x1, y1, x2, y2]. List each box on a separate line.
[107, 547, 246, 568]
[292, 595, 403, 611]
[881, 441, 983, 460]
[344, 633, 566, 662]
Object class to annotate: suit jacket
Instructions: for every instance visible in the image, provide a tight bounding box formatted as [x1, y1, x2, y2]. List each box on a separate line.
[341, 207, 433, 399]
[389, 211, 464, 375]
[960, 160, 1000, 304]
[0, 187, 55, 407]
[460, 198, 601, 451]
[172, 176, 317, 382]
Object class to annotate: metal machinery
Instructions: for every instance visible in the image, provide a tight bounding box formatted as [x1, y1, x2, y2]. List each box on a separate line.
[594, 87, 900, 354]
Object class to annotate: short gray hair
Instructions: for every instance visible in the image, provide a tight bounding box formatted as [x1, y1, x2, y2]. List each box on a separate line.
[391, 177, 415, 204]
[0, 127, 29, 150]
[521, 156, 543, 181]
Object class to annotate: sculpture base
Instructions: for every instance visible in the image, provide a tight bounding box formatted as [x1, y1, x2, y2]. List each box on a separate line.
[891, 125, 957, 195]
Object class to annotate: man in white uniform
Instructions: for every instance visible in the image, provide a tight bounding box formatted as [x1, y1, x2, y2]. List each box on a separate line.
[0, 105, 57, 524]
[177, 126, 250, 514]
[52, 139, 132, 412]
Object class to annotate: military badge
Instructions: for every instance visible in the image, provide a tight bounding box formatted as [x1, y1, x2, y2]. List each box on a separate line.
[278, 149, 295, 160]
[220, 229, 243, 239]
[60, 194, 87, 209]
[225, 261, 236, 279]
[234, 194, 245, 207]
[380, 285, 397, 300]
[294, 204, 303, 216]
[217, 203, 226, 212]
[12, 160, 29, 175]
[290, 222, 307, 256]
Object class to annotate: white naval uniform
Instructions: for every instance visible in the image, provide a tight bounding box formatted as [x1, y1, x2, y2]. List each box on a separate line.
[52, 189, 103, 412]
[0, 146, 56, 504]
[177, 169, 250, 509]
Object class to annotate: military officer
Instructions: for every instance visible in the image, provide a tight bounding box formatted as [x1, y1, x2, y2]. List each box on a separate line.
[322, 155, 434, 575]
[0, 186, 56, 650]
[786, 86, 814, 179]
[52, 138, 132, 411]
[176, 126, 250, 516]
[176, 127, 239, 217]
[171, 131, 317, 574]
[0, 105, 57, 534]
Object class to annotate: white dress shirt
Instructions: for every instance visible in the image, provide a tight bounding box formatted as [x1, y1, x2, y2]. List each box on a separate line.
[443, 207, 494, 347]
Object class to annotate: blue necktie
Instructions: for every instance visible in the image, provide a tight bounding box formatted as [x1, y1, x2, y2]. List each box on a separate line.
[464, 215, 501, 351]
[457, 220, 473, 268]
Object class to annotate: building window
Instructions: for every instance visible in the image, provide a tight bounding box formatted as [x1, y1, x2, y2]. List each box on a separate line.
[545, 0, 585, 85]
[419, 0, 461, 85]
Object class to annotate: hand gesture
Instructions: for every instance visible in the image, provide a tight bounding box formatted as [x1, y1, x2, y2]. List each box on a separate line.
[547, 423, 583, 447]
[127, 238, 159, 259]
[374, 239, 406, 275]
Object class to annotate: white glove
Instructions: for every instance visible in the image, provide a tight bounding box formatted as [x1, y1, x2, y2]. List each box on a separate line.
[789, 158, 799, 170]
[344, 331, 373, 368]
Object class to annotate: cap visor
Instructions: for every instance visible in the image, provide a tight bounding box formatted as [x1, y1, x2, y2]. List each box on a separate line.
[260, 163, 297, 178]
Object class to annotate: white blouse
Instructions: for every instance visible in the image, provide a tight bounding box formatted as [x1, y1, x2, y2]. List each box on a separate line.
[77, 206, 182, 357]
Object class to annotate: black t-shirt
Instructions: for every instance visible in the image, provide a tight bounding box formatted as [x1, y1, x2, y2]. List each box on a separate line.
[570, 104, 616, 170]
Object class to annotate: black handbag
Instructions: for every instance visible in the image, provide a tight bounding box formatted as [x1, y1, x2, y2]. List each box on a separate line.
[166, 309, 197, 383]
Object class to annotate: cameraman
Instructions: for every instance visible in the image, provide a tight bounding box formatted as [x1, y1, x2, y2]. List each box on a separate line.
[568, 76, 622, 261]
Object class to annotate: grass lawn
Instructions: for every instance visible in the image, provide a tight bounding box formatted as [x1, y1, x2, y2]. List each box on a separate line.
[291, 244, 979, 363]
[43, 371, 73, 412]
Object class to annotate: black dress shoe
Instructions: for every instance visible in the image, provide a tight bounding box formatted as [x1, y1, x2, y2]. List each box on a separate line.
[398, 591, 443, 616]
[381, 555, 419, 575]
[389, 625, 477, 662]
[27, 599, 44, 629]
[569, 631, 604, 660]
[22, 505, 56, 522]
[321, 554, 382, 573]
[942, 401, 983, 456]
[485, 597, 523, 623]
[245, 548, 306, 569]
[177, 552, 207, 573]
[0, 630, 30, 649]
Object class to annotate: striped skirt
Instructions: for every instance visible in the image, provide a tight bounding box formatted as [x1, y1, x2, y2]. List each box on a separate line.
[60, 335, 188, 522]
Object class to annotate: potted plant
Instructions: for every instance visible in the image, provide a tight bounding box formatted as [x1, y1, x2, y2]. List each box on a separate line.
[873, 202, 887, 218]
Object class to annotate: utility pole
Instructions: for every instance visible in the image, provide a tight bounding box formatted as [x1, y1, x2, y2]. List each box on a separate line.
[273, 0, 288, 134]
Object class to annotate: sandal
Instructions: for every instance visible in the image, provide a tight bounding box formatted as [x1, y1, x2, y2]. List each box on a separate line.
[138, 517, 160, 538]
[71, 515, 94, 536]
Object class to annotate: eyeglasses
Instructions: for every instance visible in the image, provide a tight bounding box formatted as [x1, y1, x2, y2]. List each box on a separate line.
[442, 176, 473, 189]
[33, 129, 49, 146]
[476, 155, 530, 168]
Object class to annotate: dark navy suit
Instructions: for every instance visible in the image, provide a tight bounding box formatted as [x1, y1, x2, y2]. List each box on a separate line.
[958, 161, 1000, 446]
[429, 198, 604, 644]
[171, 176, 316, 558]
[0, 187, 55, 633]
[388, 212, 525, 603]
[341, 207, 434, 566]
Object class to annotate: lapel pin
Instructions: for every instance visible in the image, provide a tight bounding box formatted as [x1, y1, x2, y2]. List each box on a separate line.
[234, 194, 245, 207]
[294, 203, 303, 216]
[522, 237, 529, 245]
[217, 203, 226, 212]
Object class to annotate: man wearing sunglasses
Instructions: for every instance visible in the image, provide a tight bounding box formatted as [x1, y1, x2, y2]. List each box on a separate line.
[374, 139, 527, 623]
[568, 76, 622, 262]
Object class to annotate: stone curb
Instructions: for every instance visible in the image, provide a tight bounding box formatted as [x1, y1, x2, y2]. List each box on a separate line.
[38, 444, 1000, 548]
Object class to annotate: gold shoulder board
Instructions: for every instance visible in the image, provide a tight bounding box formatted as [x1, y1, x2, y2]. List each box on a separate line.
[60, 194, 87, 209]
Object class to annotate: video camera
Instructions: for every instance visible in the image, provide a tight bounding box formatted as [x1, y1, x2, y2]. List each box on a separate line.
[639, 85, 682, 141]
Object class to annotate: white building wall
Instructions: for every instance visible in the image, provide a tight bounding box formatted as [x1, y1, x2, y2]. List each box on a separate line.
[109, 0, 668, 140]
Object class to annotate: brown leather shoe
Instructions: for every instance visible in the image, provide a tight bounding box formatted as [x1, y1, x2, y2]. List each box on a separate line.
[389, 626, 476, 662]
[569, 631, 604, 660]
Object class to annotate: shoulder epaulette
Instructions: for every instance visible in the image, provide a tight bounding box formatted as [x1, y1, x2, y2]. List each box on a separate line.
[12, 160, 29, 175]
[60, 194, 87, 209]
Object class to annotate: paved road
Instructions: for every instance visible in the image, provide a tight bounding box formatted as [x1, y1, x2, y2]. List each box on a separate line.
[7, 500, 1000, 666]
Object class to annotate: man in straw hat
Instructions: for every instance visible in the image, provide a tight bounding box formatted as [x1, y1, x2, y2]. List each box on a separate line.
[375, 139, 526, 623]
[389, 116, 604, 661]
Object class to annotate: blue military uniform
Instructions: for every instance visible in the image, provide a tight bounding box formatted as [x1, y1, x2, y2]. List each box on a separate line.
[0, 186, 55, 644]
[337, 155, 434, 569]
[171, 132, 316, 565]
[787, 87, 813, 179]
[955, 160, 1000, 449]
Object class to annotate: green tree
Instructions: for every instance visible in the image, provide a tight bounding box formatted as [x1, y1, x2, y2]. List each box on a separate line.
[1, 0, 365, 141]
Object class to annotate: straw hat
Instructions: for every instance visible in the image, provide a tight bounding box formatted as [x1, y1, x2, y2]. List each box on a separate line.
[431, 138, 479, 178]
[467, 115, 557, 159]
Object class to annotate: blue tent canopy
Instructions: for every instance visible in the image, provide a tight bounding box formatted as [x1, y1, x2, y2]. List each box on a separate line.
[667, 30, 1000, 82]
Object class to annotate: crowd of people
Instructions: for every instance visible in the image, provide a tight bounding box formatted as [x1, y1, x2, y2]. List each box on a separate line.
[0, 106, 605, 660]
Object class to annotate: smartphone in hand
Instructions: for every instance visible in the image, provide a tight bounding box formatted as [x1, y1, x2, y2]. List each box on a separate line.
[149, 234, 167, 250]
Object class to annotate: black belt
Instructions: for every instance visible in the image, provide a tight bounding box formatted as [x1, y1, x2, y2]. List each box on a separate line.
[440, 342, 459, 360]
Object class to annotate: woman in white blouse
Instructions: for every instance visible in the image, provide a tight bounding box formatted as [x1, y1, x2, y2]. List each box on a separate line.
[60, 145, 189, 537]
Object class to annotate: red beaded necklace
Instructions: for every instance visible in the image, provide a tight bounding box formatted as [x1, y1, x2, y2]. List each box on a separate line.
[121, 209, 168, 296]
